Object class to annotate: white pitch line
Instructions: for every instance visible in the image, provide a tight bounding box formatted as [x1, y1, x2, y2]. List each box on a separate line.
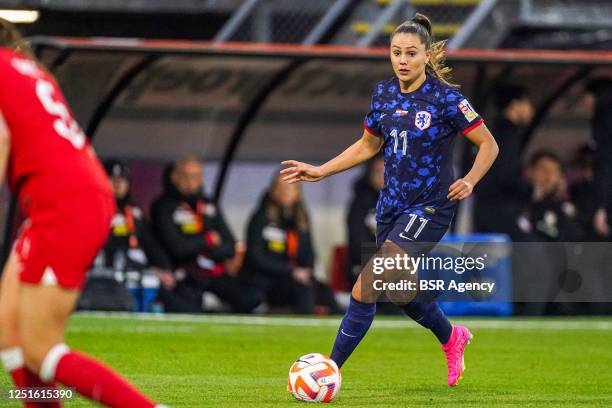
[72, 312, 612, 331]
[68, 325, 198, 334]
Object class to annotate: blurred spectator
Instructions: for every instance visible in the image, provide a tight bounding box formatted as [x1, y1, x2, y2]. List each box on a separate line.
[474, 84, 533, 240]
[516, 151, 582, 242]
[569, 145, 602, 241]
[104, 160, 172, 269]
[585, 77, 612, 239]
[151, 156, 259, 313]
[346, 156, 383, 286]
[245, 173, 340, 315]
[80, 160, 172, 312]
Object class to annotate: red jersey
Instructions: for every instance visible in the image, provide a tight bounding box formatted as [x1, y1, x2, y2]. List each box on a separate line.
[0, 48, 111, 199]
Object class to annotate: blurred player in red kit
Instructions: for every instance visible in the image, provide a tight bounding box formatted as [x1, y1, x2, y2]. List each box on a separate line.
[0, 19, 166, 408]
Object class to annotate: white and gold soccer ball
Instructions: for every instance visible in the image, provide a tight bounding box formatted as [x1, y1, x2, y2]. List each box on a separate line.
[287, 353, 341, 403]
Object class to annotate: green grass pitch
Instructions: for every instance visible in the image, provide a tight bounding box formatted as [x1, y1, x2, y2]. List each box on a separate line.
[1, 314, 611, 407]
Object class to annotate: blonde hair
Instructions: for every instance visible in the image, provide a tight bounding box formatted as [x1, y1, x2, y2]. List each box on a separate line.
[391, 13, 457, 88]
[265, 173, 310, 232]
[0, 17, 35, 59]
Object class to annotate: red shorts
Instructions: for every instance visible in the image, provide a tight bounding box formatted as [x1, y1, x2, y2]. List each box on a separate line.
[14, 178, 115, 289]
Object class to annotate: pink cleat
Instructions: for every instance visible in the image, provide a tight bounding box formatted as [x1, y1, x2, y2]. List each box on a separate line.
[442, 325, 473, 386]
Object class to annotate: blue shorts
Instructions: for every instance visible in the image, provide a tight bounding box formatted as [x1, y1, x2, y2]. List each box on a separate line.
[376, 207, 454, 255]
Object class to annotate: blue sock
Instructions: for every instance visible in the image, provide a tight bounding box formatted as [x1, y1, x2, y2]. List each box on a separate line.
[401, 301, 452, 344]
[330, 297, 376, 368]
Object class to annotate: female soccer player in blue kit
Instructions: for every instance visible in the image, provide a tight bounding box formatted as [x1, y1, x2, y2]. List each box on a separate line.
[281, 14, 499, 386]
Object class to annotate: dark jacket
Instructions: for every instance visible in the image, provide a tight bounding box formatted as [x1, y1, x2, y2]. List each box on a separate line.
[151, 184, 235, 273]
[347, 176, 378, 277]
[245, 196, 314, 278]
[102, 199, 172, 271]
[517, 193, 583, 242]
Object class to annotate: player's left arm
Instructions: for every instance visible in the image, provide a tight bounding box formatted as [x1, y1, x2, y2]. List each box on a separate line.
[448, 124, 499, 201]
[0, 109, 10, 187]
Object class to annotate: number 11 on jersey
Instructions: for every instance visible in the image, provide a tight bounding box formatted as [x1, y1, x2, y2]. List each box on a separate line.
[390, 129, 407, 156]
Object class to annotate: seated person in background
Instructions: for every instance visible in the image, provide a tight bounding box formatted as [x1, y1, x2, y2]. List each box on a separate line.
[83, 160, 173, 312]
[516, 151, 587, 316]
[151, 156, 259, 313]
[517, 150, 583, 242]
[346, 155, 384, 286]
[245, 172, 340, 315]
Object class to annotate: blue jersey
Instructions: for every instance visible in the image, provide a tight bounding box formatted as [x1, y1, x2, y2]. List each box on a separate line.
[364, 75, 483, 224]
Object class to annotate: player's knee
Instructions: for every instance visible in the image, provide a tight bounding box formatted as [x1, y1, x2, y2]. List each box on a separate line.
[20, 330, 57, 372]
[352, 273, 382, 303]
[22, 342, 69, 381]
[21, 342, 47, 373]
[351, 287, 363, 302]
[351, 281, 363, 302]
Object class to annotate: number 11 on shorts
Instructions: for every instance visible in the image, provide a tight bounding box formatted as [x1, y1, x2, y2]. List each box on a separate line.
[399, 214, 428, 241]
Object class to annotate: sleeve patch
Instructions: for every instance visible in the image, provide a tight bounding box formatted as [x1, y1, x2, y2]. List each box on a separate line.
[458, 99, 478, 122]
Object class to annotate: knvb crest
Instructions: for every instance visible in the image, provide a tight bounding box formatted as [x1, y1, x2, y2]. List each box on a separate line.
[415, 111, 432, 130]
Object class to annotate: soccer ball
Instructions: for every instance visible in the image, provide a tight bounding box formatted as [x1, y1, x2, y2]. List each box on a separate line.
[287, 353, 341, 403]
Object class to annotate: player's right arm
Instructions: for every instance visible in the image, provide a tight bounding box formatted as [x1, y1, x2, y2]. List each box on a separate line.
[0, 109, 10, 187]
[280, 129, 382, 184]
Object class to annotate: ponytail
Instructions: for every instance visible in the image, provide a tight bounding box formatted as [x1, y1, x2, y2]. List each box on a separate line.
[0, 17, 35, 59]
[391, 13, 458, 88]
[426, 39, 456, 88]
